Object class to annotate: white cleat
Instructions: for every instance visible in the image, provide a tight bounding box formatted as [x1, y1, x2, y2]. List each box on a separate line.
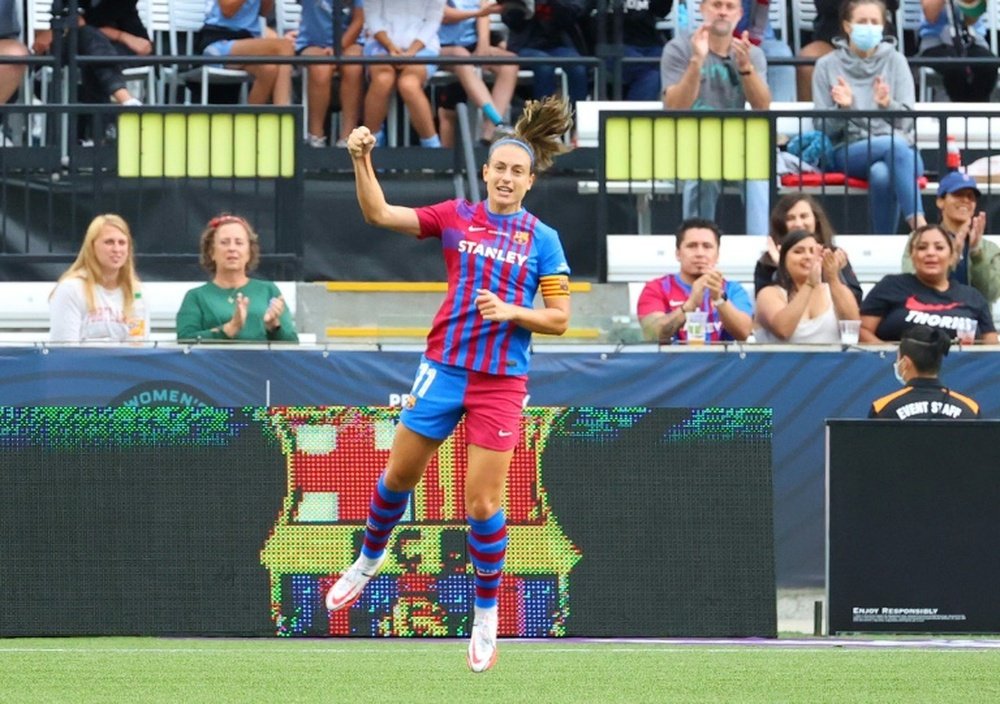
[325, 553, 387, 612]
[466, 608, 499, 673]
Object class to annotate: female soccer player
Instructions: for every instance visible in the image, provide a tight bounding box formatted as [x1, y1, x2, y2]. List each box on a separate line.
[326, 97, 574, 673]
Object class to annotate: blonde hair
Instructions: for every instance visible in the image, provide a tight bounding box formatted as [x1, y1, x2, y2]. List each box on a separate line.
[501, 96, 574, 173]
[53, 214, 140, 316]
[199, 213, 260, 275]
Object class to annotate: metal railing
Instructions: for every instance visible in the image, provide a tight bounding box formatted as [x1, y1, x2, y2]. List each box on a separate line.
[593, 107, 1000, 280]
[0, 103, 303, 280]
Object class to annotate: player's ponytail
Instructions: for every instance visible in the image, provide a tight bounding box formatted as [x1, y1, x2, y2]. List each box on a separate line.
[510, 96, 573, 173]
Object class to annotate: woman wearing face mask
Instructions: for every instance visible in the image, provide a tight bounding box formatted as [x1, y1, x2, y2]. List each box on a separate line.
[812, 0, 927, 235]
[869, 325, 980, 419]
[860, 224, 997, 343]
[753, 229, 860, 343]
[754, 193, 863, 304]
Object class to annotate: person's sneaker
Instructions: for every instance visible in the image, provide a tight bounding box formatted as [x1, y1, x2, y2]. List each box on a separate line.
[325, 552, 386, 612]
[121, 97, 142, 107]
[306, 133, 328, 148]
[466, 608, 499, 673]
[334, 138, 349, 148]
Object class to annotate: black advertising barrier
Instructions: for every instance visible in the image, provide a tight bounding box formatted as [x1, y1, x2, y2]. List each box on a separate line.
[826, 420, 1000, 634]
[0, 406, 775, 638]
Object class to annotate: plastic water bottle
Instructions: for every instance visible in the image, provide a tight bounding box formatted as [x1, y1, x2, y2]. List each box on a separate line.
[128, 292, 147, 340]
[946, 135, 962, 172]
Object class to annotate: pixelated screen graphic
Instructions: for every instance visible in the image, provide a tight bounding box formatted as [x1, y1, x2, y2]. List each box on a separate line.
[0, 406, 773, 638]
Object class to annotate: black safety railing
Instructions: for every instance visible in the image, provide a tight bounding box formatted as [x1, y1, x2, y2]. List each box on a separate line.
[4, 1, 1000, 282]
[0, 104, 303, 280]
[594, 108, 1000, 281]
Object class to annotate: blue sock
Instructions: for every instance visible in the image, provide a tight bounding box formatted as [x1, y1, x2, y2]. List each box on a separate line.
[360, 473, 411, 560]
[482, 103, 503, 127]
[420, 134, 442, 148]
[468, 510, 507, 610]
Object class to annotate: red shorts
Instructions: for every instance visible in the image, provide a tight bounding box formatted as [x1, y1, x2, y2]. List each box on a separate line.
[400, 356, 528, 452]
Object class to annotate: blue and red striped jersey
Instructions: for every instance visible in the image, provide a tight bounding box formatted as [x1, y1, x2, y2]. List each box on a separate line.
[636, 274, 753, 343]
[414, 199, 571, 375]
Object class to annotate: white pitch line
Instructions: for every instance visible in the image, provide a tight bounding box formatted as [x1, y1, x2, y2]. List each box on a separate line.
[0, 645, 998, 655]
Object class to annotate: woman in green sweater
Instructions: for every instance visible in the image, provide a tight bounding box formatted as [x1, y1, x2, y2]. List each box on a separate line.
[176, 214, 299, 343]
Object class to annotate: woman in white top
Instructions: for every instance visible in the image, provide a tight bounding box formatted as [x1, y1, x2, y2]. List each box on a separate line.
[362, 0, 446, 148]
[754, 229, 860, 343]
[49, 214, 148, 343]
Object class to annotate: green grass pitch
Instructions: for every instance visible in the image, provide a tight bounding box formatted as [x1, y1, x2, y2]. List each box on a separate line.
[1, 637, 998, 704]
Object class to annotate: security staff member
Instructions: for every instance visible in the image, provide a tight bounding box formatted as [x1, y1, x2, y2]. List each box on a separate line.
[869, 325, 981, 419]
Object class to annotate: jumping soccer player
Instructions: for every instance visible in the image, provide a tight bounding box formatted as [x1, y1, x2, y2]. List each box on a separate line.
[326, 96, 574, 673]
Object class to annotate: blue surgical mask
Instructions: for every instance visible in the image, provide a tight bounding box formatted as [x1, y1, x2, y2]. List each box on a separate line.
[892, 358, 906, 386]
[850, 23, 884, 52]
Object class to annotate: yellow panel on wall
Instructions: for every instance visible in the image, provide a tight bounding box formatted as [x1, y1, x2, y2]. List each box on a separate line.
[118, 111, 297, 178]
[676, 117, 702, 180]
[280, 114, 294, 177]
[605, 117, 632, 180]
[628, 118, 653, 180]
[117, 114, 140, 177]
[137, 114, 163, 178]
[163, 114, 187, 177]
[696, 117, 723, 180]
[720, 117, 745, 181]
[603, 114, 772, 183]
[187, 114, 211, 177]
[234, 114, 258, 177]
[210, 114, 235, 177]
[744, 118, 771, 180]
[652, 118, 676, 181]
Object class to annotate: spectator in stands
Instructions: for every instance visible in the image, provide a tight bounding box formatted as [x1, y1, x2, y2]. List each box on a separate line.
[438, 1, 519, 145]
[362, 0, 446, 148]
[661, 0, 771, 235]
[32, 0, 151, 106]
[176, 214, 298, 343]
[296, 0, 366, 147]
[901, 171, 1000, 304]
[502, 0, 590, 113]
[756, 193, 863, 304]
[594, 0, 671, 100]
[796, 0, 898, 101]
[860, 223, 997, 342]
[327, 97, 574, 673]
[918, 0, 997, 102]
[0, 0, 28, 107]
[637, 217, 754, 343]
[49, 214, 148, 343]
[198, 0, 294, 105]
[869, 324, 980, 419]
[753, 228, 860, 342]
[812, 0, 926, 235]
[736, 0, 795, 102]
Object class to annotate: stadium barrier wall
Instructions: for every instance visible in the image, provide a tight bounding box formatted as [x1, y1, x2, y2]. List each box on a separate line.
[0, 346, 997, 591]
